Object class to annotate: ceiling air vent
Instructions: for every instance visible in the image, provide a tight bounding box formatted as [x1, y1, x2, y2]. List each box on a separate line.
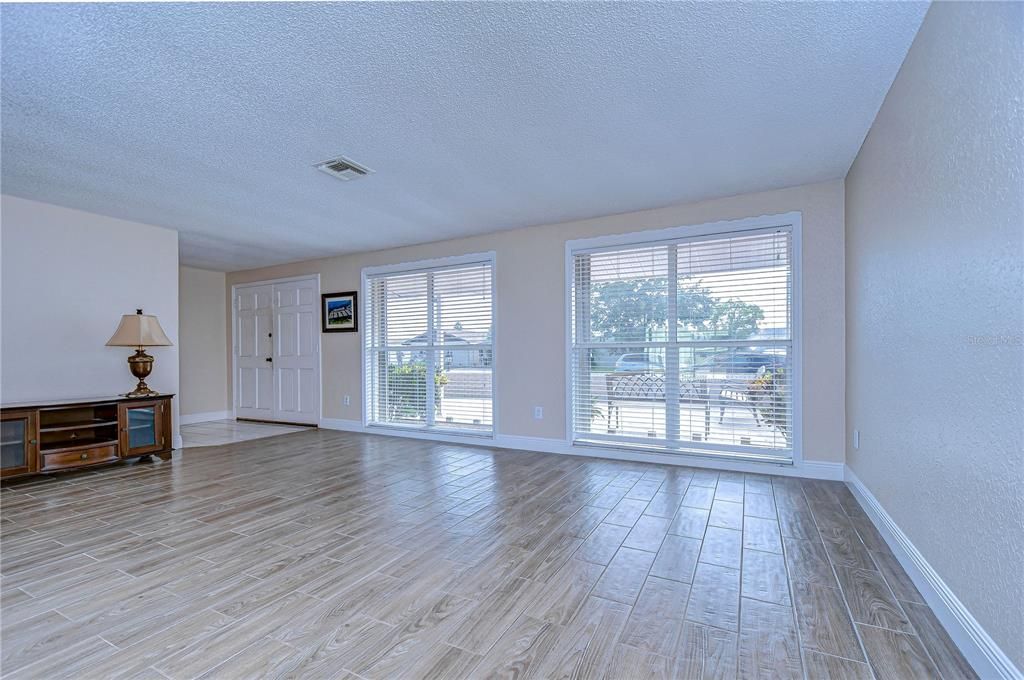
[314, 155, 373, 182]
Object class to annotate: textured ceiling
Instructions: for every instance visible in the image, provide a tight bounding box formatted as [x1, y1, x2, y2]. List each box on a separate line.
[1, 2, 928, 271]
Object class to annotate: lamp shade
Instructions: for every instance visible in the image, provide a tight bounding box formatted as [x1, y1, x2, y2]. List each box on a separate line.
[106, 309, 173, 347]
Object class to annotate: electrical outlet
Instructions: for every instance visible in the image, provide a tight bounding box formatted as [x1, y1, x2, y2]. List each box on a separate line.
[533, 406, 543, 420]
[344, 395, 351, 407]
[853, 429, 860, 449]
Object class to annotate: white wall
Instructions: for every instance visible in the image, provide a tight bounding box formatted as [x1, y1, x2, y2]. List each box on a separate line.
[846, 1, 1023, 669]
[1, 195, 181, 446]
[227, 179, 846, 465]
[179, 266, 228, 419]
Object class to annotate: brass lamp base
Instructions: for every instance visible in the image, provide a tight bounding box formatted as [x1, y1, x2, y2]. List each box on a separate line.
[125, 348, 160, 398]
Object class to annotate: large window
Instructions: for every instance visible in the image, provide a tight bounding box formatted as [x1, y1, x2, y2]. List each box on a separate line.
[570, 221, 797, 462]
[364, 254, 494, 435]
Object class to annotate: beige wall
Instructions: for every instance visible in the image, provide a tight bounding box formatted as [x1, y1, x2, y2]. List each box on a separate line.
[0, 195, 181, 445]
[228, 179, 846, 463]
[179, 266, 229, 417]
[846, 1, 1023, 668]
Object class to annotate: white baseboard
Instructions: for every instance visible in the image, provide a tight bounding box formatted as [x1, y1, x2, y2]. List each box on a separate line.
[171, 434, 184, 450]
[318, 418, 844, 480]
[179, 410, 233, 425]
[502, 435, 844, 480]
[845, 466, 1022, 680]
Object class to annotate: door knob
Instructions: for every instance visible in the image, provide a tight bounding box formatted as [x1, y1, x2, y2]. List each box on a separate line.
[266, 357, 273, 362]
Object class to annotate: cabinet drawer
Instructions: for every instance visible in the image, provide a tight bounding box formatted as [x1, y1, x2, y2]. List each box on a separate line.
[42, 445, 119, 471]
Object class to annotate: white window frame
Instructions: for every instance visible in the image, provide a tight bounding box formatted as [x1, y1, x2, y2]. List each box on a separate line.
[361, 251, 497, 438]
[564, 212, 802, 465]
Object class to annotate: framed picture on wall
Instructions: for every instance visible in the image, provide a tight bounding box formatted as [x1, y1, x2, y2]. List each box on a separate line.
[321, 291, 358, 333]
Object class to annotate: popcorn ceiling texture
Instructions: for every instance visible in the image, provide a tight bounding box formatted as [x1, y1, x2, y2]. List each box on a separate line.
[845, 2, 1024, 668]
[1, 2, 925, 271]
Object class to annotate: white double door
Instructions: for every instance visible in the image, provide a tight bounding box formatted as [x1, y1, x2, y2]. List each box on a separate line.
[234, 277, 320, 424]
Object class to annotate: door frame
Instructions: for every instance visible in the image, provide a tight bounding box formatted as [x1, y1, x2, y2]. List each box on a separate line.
[231, 274, 322, 425]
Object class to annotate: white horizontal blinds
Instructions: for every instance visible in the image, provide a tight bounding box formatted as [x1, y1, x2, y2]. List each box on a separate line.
[676, 231, 791, 342]
[584, 245, 669, 344]
[366, 272, 430, 426]
[433, 264, 493, 342]
[365, 259, 494, 434]
[573, 246, 670, 441]
[432, 263, 493, 431]
[571, 227, 793, 460]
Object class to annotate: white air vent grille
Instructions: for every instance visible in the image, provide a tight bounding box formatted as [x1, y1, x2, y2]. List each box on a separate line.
[315, 155, 373, 182]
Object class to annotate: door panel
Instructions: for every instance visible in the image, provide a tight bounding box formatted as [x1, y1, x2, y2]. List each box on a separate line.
[278, 311, 298, 357]
[298, 311, 315, 356]
[272, 279, 319, 423]
[279, 369, 298, 413]
[257, 366, 274, 410]
[298, 368, 317, 416]
[238, 366, 275, 410]
[235, 284, 275, 420]
[234, 278, 319, 424]
[238, 367, 257, 409]
[238, 315, 256, 356]
[276, 285, 298, 308]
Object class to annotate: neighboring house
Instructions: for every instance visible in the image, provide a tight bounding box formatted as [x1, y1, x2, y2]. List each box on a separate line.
[400, 328, 492, 368]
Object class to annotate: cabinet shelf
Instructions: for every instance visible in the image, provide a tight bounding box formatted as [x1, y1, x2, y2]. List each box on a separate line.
[40, 419, 118, 433]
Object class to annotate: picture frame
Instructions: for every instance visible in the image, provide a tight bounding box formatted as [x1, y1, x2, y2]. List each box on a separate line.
[321, 291, 358, 333]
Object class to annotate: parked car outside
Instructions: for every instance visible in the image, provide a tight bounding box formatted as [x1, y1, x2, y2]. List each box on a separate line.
[614, 353, 664, 372]
[702, 349, 784, 376]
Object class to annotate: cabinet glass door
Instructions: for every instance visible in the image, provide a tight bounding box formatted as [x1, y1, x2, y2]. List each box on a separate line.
[127, 407, 157, 449]
[1, 412, 37, 476]
[1, 419, 28, 469]
[120, 400, 164, 456]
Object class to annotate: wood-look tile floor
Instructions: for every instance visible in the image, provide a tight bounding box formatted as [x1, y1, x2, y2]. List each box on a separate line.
[0, 429, 977, 679]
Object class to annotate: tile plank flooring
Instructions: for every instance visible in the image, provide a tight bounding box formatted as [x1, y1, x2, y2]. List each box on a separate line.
[1, 429, 976, 679]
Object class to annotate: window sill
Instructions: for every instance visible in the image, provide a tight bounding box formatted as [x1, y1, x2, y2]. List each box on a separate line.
[572, 437, 794, 466]
[366, 422, 495, 439]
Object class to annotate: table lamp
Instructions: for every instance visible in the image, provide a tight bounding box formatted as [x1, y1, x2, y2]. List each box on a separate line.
[106, 309, 173, 397]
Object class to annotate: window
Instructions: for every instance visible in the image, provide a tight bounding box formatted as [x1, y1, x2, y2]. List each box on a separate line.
[364, 254, 494, 435]
[570, 221, 797, 462]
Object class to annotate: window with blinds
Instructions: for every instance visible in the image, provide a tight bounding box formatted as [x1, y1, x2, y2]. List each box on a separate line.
[364, 256, 494, 435]
[570, 226, 795, 461]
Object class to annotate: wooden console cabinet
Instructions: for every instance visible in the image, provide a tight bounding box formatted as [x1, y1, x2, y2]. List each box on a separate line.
[1, 395, 173, 479]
